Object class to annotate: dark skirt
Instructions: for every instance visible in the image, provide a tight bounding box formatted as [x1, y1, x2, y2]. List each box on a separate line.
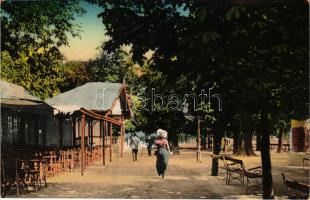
[156, 147, 169, 176]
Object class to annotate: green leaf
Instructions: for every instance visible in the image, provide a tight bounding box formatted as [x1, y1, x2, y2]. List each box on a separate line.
[262, 14, 267, 20]
[225, 7, 235, 20]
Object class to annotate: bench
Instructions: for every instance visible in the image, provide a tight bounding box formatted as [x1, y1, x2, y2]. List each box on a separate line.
[212, 154, 263, 194]
[303, 152, 310, 167]
[270, 143, 290, 151]
[281, 173, 310, 199]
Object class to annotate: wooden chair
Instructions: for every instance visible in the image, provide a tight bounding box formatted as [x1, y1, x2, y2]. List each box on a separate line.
[72, 148, 80, 170]
[86, 148, 92, 166]
[21, 159, 41, 192]
[1, 159, 25, 197]
[44, 151, 61, 177]
[60, 150, 72, 172]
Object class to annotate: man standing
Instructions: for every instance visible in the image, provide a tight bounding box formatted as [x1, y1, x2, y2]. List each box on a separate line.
[146, 135, 154, 156]
[130, 133, 140, 162]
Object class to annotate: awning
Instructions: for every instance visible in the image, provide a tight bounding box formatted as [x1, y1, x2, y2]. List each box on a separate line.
[51, 104, 81, 115]
[80, 108, 123, 126]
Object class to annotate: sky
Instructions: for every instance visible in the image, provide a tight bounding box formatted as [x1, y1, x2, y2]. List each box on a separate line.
[60, 1, 187, 61]
[60, 1, 108, 61]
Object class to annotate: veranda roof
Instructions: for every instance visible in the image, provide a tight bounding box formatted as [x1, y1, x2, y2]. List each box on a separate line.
[0, 79, 53, 115]
[45, 82, 123, 114]
[0, 79, 40, 101]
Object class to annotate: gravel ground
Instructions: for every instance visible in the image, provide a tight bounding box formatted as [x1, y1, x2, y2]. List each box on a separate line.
[10, 146, 310, 199]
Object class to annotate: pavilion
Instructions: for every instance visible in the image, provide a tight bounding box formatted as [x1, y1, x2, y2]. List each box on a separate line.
[45, 82, 132, 175]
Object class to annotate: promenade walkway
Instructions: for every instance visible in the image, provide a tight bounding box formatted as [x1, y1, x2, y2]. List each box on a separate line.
[17, 149, 309, 199]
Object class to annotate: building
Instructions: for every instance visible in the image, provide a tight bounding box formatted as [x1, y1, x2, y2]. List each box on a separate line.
[1, 80, 132, 159]
[1, 79, 53, 151]
[45, 82, 132, 157]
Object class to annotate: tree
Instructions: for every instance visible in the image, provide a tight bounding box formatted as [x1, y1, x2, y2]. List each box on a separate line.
[60, 61, 91, 92]
[275, 120, 290, 153]
[86, 49, 127, 83]
[92, 0, 308, 197]
[1, 0, 85, 99]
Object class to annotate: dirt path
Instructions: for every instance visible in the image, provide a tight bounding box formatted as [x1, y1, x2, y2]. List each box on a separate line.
[16, 150, 309, 199]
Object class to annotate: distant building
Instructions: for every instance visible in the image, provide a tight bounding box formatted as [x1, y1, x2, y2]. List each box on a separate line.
[290, 119, 310, 152]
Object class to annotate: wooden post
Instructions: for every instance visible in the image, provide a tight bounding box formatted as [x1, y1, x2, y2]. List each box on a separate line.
[91, 122, 94, 149]
[110, 123, 113, 162]
[197, 117, 201, 163]
[87, 121, 90, 148]
[89, 121, 93, 154]
[120, 122, 125, 158]
[99, 120, 102, 144]
[39, 159, 43, 185]
[15, 159, 19, 196]
[102, 121, 105, 166]
[80, 114, 86, 176]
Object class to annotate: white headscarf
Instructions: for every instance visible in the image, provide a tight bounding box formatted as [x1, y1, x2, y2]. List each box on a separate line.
[156, 129, 168, 139]
[305, 119, 310, 131]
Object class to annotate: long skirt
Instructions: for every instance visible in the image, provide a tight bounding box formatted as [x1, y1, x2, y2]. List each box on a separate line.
[156, 148, 169, 176]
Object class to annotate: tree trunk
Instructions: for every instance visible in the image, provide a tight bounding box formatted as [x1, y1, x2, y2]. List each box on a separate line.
[261, 111, 274, 199]
[235, 110, 255, 156]
[234, 132, 255, 156]
[256, 130, 262, 151]
[243, 131, 255, 155]
[207, 130, 212, 150]
[201, 130, 207, 150]
[211, 123, 223, 176]
[233, 130, 240, 154]
[168, 131, 179, 150]
[277, 127, 284, 153]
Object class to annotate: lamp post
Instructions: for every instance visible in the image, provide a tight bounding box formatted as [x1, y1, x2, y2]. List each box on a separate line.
[197, 116, 201, 163]
[182, 103, 202, 163]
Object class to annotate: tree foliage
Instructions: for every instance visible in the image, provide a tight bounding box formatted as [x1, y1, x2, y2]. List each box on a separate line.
[90, 0, 308, 197]
[1, 0, 85, 99]
[90, 0, 308, 132]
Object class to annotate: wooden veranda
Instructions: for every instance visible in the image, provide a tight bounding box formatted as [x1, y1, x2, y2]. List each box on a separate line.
[1, 81, 132, 196]
[78, 108, 125, 176]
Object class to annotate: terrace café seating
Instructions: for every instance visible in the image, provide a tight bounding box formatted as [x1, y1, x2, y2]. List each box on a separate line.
[1, 145, 104, 197]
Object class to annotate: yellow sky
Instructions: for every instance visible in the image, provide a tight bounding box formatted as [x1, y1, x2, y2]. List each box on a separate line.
[60, 1, 108, 61]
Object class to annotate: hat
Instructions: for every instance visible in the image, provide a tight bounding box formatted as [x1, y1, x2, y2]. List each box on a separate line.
[305, 119, 310, 131]
[156, 129, 168, 139]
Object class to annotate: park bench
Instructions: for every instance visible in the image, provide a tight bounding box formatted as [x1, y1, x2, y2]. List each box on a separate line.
[269, 143, 290, 151]
[211, 154, 263, 194]
[303, 152, 310, 167]
[281, 173, 310, 199]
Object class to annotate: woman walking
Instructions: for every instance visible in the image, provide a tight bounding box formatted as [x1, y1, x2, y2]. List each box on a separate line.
[155, 129, 170, 179]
